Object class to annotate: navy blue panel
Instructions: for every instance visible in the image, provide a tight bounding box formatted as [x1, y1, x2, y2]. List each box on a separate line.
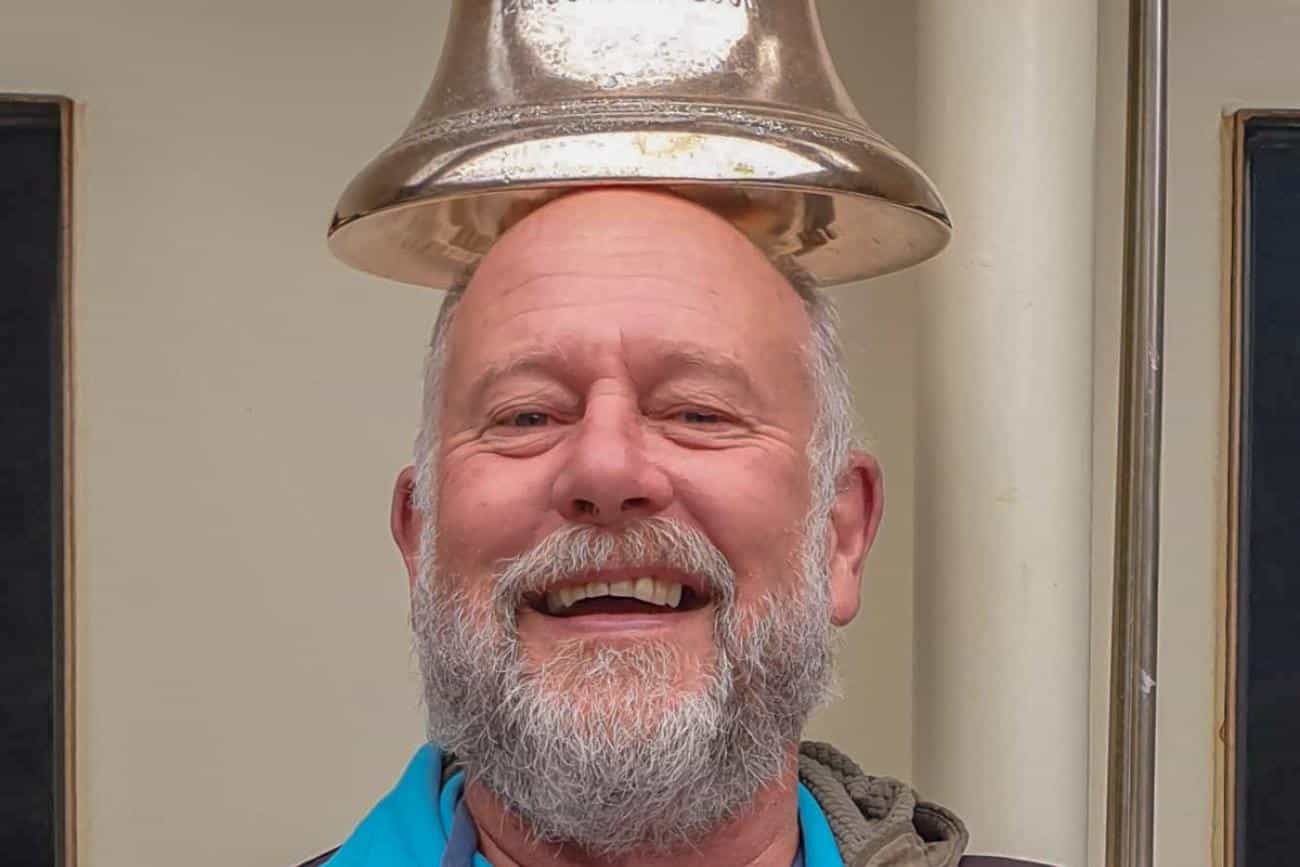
[1238, 116, 1300, 867]
[0, 100, 64, 867]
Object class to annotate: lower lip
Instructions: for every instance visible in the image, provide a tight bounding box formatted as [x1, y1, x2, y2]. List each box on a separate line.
[527, 611, 702, 635]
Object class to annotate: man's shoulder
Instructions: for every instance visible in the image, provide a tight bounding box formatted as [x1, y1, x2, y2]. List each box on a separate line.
[294, 849, 337, 867]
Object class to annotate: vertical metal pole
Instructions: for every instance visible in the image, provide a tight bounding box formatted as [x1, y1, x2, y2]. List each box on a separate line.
[1105, 0, 1168, 865]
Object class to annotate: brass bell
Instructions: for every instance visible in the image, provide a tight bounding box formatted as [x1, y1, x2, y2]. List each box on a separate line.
[328, 0, 951, 289]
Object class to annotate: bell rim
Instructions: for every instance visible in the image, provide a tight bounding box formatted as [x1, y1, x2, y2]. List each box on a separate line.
[329, 177, 951, 290]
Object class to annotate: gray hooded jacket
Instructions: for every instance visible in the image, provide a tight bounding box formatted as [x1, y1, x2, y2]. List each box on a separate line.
[798, 742, 1048, 867]
[798, 741, 968, 867]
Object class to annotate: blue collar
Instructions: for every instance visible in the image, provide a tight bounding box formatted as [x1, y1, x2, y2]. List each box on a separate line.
[327, 745, 844, 867]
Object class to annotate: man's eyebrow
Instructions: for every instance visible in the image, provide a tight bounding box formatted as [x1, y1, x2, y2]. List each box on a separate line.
[466, 342, 760, 403]
[651, 345, 758, 395]
[466, 344, 574, 404]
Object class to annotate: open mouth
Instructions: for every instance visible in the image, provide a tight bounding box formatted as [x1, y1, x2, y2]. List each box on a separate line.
[525, 576, 712, 618]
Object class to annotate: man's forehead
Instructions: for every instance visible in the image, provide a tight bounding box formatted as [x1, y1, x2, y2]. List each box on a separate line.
[442, 190, 814, 390]
[445, 283, 810, 388]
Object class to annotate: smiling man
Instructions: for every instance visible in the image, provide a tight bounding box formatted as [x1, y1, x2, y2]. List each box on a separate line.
[398, 189, 884, 865]
[310, 2, 1054, 865]
[303, 188, 976, 867]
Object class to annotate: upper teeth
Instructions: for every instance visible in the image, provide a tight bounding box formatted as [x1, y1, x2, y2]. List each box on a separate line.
[546, 577, 685, 613]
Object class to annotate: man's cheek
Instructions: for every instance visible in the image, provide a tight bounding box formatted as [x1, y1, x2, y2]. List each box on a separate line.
[690, 513, 802, 605]
[441, 457, 552, 531]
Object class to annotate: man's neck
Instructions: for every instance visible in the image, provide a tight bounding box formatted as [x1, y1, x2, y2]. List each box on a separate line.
[462, 758, 803, 867]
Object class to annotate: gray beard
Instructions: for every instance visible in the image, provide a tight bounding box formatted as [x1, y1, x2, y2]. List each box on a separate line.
[411, 514, 838, 857]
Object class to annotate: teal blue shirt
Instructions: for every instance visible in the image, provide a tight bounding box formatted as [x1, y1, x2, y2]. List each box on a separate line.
[326, 745, 844, 867]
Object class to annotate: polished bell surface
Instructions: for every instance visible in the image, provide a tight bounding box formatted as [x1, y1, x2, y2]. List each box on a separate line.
[329, 0, 951, 289]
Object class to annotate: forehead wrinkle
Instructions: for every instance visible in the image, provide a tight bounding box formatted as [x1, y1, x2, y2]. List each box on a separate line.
[471, 269, 732, 311]
[466, 270, 585, 306]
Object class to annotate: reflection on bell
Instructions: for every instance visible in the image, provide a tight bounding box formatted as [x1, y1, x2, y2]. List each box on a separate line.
[328, 0, 951, 290]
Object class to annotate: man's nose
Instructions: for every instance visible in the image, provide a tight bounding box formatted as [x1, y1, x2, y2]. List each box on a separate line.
[550, 405, 673, 527]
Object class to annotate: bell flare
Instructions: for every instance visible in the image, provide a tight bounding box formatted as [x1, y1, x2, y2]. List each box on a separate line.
[328, 0, 951, 289]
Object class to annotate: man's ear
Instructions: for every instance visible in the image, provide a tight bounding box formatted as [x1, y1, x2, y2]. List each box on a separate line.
[391, 465, 423, 591]
[827, 451, 884, 627]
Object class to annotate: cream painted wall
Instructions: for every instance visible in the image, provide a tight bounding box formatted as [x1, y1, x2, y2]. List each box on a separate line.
[3, 1, 919, 863]
[1087, 1, 1300, 865]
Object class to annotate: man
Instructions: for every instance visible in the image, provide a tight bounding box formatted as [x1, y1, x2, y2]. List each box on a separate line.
[310, 3, 1050, 864]
[302, 188, 1042, 867]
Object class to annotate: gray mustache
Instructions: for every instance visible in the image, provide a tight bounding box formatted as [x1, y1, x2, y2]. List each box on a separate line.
[491, 517, 737, 612]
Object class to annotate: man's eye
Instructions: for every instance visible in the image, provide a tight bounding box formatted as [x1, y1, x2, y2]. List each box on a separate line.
[506, 411, 550, 428]
[680, 410, 725, 425]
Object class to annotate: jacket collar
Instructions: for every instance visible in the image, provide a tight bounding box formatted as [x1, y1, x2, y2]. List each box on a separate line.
[325, 742, 965, 867]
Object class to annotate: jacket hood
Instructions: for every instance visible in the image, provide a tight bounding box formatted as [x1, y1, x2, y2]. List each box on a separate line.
[798, 741, 969, 867]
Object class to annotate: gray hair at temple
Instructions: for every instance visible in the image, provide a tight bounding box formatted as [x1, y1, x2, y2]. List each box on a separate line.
[411, 258, 861, 531]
